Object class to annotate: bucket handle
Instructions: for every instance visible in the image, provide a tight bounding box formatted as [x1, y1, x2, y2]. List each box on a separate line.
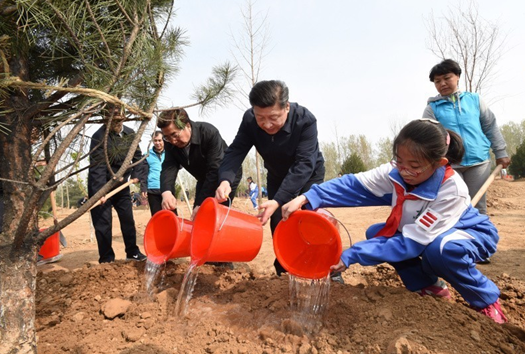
[179, 215, 185, 232]
[176, 207, 185, 232]
[332, 216, 353, 247]
[218, 197, 232, 231]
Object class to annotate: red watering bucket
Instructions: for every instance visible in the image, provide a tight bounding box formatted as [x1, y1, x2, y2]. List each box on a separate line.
[143, 210, 192, 264]
[39, 230, 60, 259]
[190, 197, 263, 266]
[273, 209, 343, 279]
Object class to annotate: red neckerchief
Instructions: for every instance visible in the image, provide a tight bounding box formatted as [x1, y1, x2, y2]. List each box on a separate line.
[376, 165, 454, 237]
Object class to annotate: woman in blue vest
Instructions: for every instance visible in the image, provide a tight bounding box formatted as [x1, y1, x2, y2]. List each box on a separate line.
[422, 59, 510, 216]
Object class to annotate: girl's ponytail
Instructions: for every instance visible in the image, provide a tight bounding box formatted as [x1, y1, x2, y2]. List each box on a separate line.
[445, 130, 464, 165]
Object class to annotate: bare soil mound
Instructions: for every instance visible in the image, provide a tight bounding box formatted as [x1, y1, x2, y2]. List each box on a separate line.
[36, 178, 525, 354]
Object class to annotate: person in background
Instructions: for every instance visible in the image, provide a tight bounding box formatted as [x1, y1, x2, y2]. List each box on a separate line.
[261, 186, 268, 198]
[88, 104, 147, 263]
[145, 131, 165, 216]
[282, 119, 507, 324]
[157, 108, 242, 221]
[130, 191, 140, 207]
[247, 176, 258, 209]
[77, 195, 88, 209]
[423, 59, 511, 215]
[215, 80, 344, 283]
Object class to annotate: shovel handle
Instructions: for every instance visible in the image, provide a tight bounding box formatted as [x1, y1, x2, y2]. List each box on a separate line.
[177, 175, 192, 214]
[50, 190, 59, 226]
[471, 164, 503, 206]
[88, 180, 135, 211]
[49, 190, 68, 247]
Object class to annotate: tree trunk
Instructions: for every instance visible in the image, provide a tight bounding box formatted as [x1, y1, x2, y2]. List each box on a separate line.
[0, 117, 40, 353]
[0, 250, 38, 354]
[0, 40, 40, 354]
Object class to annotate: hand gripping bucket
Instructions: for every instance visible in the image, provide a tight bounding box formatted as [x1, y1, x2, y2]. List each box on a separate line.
[273, 209, 343, 279]
[190, 197, 263, 266]
[143, 210, 192, 264]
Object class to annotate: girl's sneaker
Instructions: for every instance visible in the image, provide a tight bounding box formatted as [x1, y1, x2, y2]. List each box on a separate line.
[416, 279, 451, 299]
[330, 272, 345, 284]
[476, 299, 508, 324]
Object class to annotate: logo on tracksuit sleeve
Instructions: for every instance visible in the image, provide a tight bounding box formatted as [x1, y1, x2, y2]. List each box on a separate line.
[415, 208, 443, 232]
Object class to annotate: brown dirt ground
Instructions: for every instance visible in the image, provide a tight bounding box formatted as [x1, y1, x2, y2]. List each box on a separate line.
[36, 178, 525, 354]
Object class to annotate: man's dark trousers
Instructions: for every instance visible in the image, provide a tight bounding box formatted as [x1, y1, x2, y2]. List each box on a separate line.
[90, 186, 140, 263]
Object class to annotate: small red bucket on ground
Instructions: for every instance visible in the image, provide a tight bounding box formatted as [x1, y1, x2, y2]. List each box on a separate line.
[38, 230, 60, 259]
[273, 209, 343, 279]
[190, 197, 263, 266]
[143, 210, 192, 264]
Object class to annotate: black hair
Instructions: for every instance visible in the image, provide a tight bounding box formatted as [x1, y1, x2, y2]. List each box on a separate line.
[157, 108, 190, 130]
[152, 131, 163, 138]
[429, 59, 462, 82]
[393, 119, 464, 166]
[249, 80, 289, 109]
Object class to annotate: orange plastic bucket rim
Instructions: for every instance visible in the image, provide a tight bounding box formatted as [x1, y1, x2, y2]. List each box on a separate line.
[143, 210, 192, 264]
[190, 197, 263, 266]
[273, 209, 342, 279]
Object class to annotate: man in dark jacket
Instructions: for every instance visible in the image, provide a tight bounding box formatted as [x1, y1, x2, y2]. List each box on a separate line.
[215, 80, 344, 282]
[158, 108, 241, 220]
[88, 104, 147, 263]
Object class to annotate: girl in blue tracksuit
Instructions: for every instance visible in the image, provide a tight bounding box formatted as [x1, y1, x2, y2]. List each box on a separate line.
[282, 119, 507, 323]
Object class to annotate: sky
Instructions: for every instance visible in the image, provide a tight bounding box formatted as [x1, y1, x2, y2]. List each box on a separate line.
[149, 0, 525, 153]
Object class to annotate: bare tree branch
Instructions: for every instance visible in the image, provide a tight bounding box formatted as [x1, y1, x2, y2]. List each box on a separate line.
[425, 1, 507, 95]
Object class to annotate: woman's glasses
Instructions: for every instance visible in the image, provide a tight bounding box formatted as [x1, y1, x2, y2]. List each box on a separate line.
[390, 160, 432, 177]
